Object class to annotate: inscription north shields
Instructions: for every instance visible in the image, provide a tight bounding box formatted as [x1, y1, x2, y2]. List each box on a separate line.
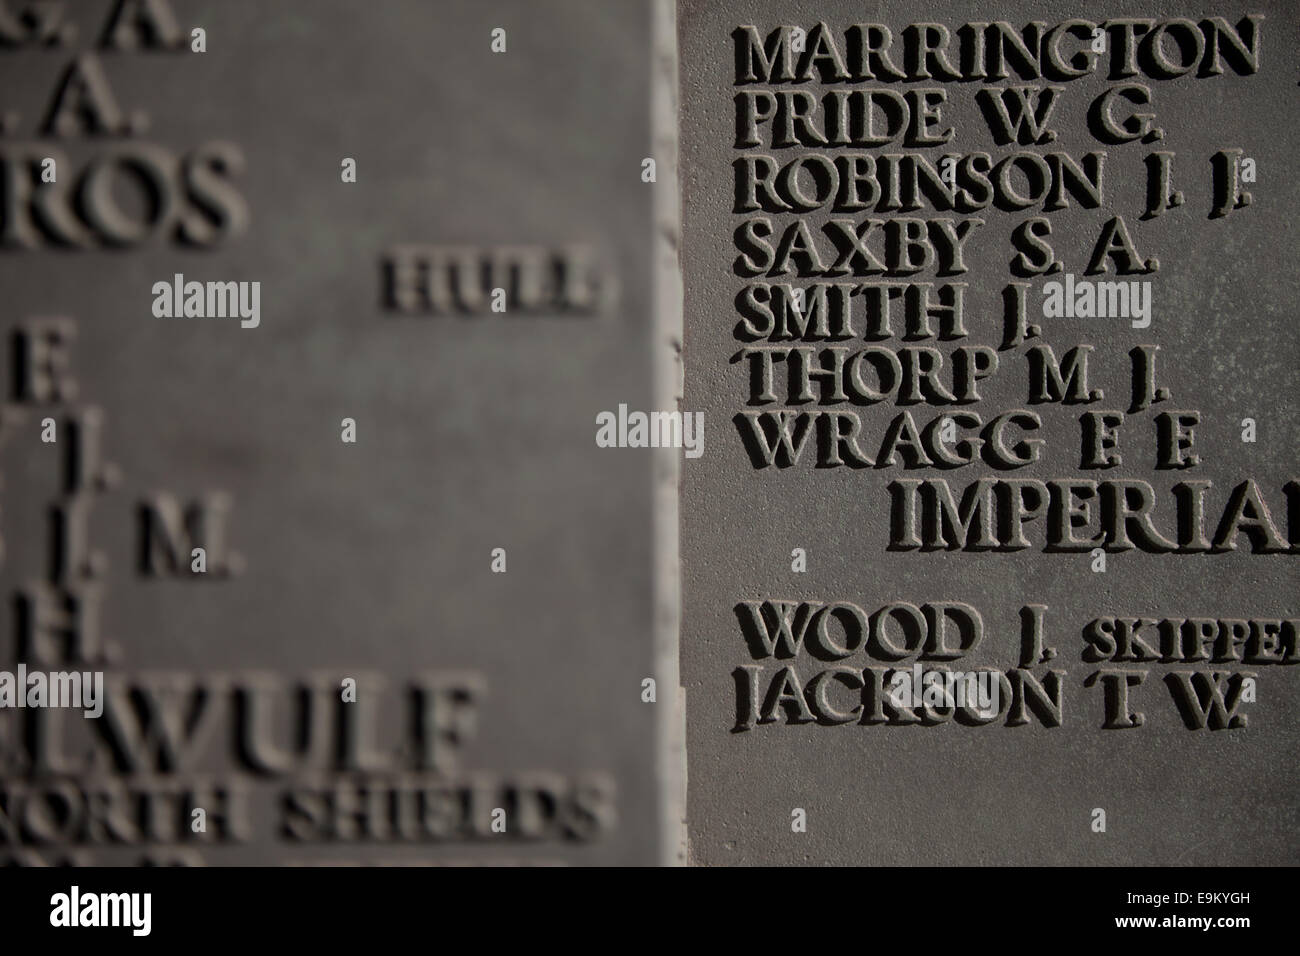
[1, 0, 669, 865]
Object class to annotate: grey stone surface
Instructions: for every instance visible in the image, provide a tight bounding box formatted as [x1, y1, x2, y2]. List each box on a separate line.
[0, 0, 675, 865]
[680, 0, 1298, 865]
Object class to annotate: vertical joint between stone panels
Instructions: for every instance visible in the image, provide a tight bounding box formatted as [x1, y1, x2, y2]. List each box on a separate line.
[652, 0, 687, 867]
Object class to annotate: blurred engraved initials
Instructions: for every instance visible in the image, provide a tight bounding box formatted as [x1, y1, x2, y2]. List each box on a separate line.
[137, 493, 242, 578]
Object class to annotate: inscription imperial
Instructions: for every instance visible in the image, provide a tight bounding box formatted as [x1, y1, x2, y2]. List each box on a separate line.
[681, 0, 1297, 866]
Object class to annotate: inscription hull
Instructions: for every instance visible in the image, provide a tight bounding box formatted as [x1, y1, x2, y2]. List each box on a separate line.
[0, 0, 677, 865]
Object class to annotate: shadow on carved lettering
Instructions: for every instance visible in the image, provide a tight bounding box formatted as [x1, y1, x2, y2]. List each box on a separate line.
[1007, 227, 1056, 278]
[1087, 89, 1141, 145]
[1141, 152, 1169, 220]
[1162, 671, 1249, 730]
[12, 593, 33, 664]
[728, 348, 774, 406]
[974, 90, 1046, 147]
[1285, 482, 1300, 546]
[73, 151, 169, 247]
[733, 412, 808, 468]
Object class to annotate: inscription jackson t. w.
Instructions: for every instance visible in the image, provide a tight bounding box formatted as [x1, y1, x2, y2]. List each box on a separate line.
[680, 0, 1297, 866]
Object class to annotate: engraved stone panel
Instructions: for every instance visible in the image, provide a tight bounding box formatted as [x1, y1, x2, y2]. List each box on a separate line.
[679, 0, 1298, 865]
[0, 0, 677, 865]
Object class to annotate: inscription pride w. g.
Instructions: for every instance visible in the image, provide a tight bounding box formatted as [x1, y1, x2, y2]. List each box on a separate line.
[720, 16, 1294, 736]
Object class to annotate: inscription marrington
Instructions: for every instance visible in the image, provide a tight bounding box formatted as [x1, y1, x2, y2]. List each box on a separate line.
[0, 0, 677, 865]
[681, 0, 1297, 865]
